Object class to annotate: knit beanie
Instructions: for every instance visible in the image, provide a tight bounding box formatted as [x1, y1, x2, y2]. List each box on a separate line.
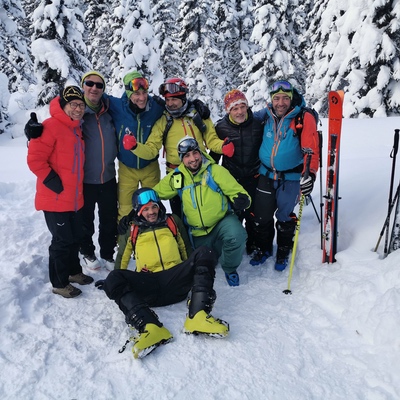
[80, 70, 106, 88]
[271, 89, 293, 101]
[59, 86, 85, 108]
[224, 89, 248, 112]
[124, 71, 145, 98]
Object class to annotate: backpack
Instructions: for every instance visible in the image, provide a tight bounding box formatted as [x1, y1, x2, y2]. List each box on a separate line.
[162, 106, 207, 146]
[294, 107, 321, 138]
[129, 215, 178, 248]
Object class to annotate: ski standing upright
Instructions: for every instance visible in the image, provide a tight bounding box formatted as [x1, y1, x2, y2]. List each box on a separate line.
[322, 90, 344, 263]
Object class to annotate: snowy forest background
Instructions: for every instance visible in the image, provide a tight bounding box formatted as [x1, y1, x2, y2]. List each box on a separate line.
[1, 0, 400, 135]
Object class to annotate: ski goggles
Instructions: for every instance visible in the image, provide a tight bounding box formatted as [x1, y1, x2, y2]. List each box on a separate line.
[177, 137, 200, 158]
[84, 80, 104, 89]
[125, 77, 149, 92]
[270, 80, 293, 96]
[159, 83, 189, 96]
[136, 190, 160, 207]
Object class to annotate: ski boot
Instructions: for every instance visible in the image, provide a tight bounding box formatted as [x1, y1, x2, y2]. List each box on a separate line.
[132, 324, 173, 359]
[224, 271, 239, 286]
[275, 219, 295, 271]
[184, 310, 229, 338]
[184, 289, 229, 337]
[249, 248, 272, 266]
[126, 304, 172, 359]
[275, 246, 291, 271]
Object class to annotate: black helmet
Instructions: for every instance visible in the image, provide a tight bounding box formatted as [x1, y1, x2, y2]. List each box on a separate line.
[132, 187, 161, 214]
[177, 136, 200, 160]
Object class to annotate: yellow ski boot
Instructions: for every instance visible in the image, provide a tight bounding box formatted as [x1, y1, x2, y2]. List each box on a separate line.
[183, 310, 229, 338]
[132, 324, 173, 359]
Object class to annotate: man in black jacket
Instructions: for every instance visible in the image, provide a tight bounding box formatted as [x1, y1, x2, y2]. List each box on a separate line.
[211, 90, 263, 263]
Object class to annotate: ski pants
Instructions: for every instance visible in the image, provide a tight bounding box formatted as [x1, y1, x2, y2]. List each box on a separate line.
[236, 174, 259, 249]
[103, 246, 217, 319]
[251, 175, 299, 252]
[192, 213, 247, 274]
[117, 160, 160, 221]
[80, 178, 118, 260]
[44, 209, 84, 288]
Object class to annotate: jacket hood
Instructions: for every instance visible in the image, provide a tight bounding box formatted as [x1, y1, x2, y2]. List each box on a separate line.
[49, 96, 82, 129]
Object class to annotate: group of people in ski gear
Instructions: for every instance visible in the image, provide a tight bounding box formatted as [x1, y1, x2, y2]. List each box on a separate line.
[26, 70, 319, 358]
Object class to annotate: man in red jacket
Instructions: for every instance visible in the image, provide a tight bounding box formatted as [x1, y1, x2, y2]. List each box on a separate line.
[27, 86, 94, 298]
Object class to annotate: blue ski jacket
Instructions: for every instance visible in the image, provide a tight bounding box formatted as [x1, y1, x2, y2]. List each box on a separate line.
[107, 93, 165, 169]
[255, 92, 307, 181]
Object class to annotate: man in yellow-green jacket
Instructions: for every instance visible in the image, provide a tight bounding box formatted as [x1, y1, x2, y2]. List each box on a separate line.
[153, 137, 251, 287]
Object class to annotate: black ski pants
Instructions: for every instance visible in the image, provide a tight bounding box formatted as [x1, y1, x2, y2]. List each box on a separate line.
[44, 209, 84, 288]
[80, 178, 118, 260]
[103, 246, 217, 319]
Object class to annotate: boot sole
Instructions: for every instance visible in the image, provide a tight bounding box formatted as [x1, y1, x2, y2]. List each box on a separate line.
[183, 319, 229, 338]
[134, 337, 173, 359]
[183, 330, 228, 338]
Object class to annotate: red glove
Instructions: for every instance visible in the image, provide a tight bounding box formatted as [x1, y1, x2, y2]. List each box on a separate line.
[222, 138, 234, 157]
[123, 133, 137, 150]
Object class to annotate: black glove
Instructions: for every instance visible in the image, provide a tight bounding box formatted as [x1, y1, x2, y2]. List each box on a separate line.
[95, 280, 105, 290]
[43, 169, 63, 194]
[117, 214, 133, 235]
[192, 99, 211, 120]
[300, 173, 315, 196]
[233, 193, 250, 211]
[24, 112, 43, 140]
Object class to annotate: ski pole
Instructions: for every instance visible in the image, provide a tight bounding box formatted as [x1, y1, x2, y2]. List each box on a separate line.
[318, 130, 323, 249]
[306, 195, 321, 223]
[283, 151, 312, 295]
[283, 193, 306, 295]
[374, 129, 399, 253]
[383, 129, 399, 255]
[374, 181, 400, 252]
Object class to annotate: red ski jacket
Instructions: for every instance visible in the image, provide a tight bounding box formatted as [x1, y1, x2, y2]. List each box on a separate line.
[27, 97, 85, 212]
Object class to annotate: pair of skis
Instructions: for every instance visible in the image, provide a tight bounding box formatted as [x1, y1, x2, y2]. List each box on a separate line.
[322, 92, 400, 260]
[322, 91, 345, 263]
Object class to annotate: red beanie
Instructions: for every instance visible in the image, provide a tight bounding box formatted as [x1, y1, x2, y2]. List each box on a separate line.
[224, 89, 248, 112]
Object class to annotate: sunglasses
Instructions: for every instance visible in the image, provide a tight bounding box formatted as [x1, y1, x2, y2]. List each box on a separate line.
[84, 80, 104, 89]
[159, 83, 188, 96]
[125, 77, 149, 92]
[270, 80, 293, 95]
[137, 190, 160, 206]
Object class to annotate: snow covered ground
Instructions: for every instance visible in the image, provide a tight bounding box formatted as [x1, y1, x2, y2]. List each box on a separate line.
[1, 116, 400, 399]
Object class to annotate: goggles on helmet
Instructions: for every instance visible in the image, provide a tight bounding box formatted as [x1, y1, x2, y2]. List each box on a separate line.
[159, 83, 189, 96]
[177, 137, 200, 158]
[125, 77, 149, 92]
[136, 190, 159, 207]
[270, 80, 293, 96]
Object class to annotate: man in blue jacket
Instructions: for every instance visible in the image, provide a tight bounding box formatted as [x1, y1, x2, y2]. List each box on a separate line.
[251, 80, 319, 271]
[107, 71, 165, 221]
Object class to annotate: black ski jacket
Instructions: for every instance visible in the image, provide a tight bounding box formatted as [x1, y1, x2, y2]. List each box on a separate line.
[213, 109, 263, 179]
